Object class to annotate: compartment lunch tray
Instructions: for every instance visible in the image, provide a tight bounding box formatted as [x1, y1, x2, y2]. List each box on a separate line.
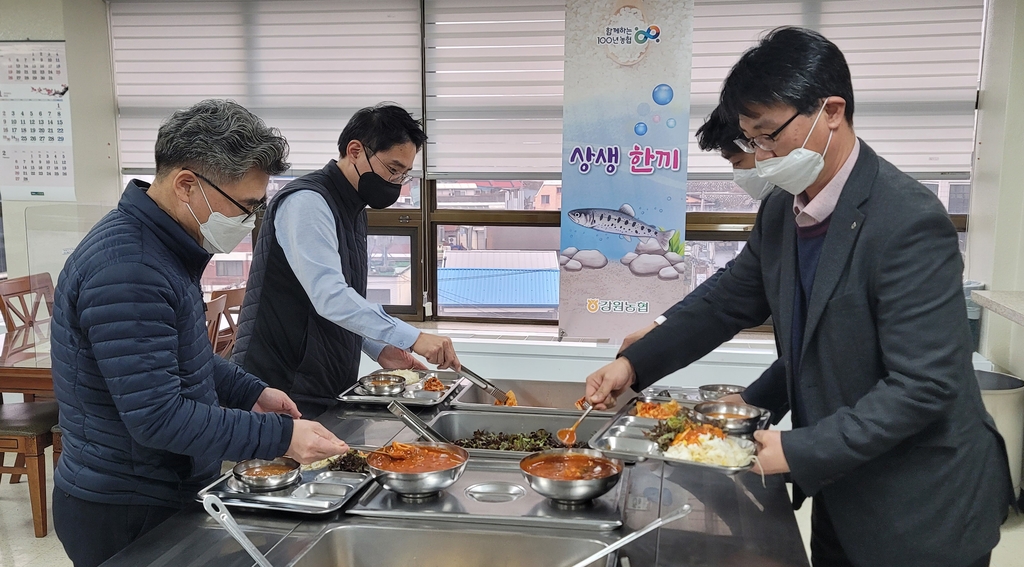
[337, 370, 466, 407]
[588, 395, 756, 475]
[197, 469, 372, 515]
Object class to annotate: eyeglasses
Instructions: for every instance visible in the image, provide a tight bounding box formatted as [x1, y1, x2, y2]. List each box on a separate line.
[734, 110, 801, 154]
[188, 170, 266, 222]
[367, 147, 413, 185]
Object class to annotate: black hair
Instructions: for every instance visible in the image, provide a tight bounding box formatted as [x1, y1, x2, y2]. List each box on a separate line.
[337, 103, 427, 155]
[695, 106, 742, 156]
[720, 27, 854, 124]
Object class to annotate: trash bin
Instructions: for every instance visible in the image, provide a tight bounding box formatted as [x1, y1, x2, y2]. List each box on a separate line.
[964, 281, 986, 351]
[977, 370, 1024, 496]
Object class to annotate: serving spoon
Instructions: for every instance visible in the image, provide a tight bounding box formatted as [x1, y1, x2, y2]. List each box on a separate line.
[557, 401, 594, 446]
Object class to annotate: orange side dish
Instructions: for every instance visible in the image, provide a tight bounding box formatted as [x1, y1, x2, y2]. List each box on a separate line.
[636, 400, 681, 420]
[422, 377, 446, 391]
[672, 424, 727, 447]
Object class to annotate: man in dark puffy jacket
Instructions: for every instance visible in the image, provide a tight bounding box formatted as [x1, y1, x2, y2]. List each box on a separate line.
[50, 100, 350, 567]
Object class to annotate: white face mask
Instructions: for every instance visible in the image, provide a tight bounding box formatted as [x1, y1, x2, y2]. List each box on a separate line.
[186, 179, 256, 254]
[733, 168, 774, 200]
[754, 103, 833, 196]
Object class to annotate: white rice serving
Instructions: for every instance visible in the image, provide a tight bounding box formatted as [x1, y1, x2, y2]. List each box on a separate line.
[664, 434, 755, 467]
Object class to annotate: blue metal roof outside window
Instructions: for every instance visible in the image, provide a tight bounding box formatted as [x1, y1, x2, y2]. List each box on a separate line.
[437, 268, 559, 308]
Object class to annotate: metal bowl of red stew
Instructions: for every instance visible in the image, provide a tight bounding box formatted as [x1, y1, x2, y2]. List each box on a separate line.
[232, 457, 301, 491]
[519, 448, 623, 504]
[693, 402, 768, 436]
[367, 442, 469, 499]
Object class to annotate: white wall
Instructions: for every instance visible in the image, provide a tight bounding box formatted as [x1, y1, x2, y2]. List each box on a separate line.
[0, 0, 122, 280]
[969, 0, 1024, 377]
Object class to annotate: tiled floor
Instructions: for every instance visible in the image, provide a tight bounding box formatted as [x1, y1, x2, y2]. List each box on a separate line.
[0, 448, 71, 567]
[1, 449, 1022, 567]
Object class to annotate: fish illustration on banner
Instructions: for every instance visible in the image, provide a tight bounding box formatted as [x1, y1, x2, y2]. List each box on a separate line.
[568, 204, 675, 250]
[558, 0, 694, 341]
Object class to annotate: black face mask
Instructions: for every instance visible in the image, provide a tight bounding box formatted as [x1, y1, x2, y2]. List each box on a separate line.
[354, 161, 402, 209]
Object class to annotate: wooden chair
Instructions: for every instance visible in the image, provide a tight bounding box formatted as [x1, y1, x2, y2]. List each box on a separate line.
[0, 273, 55, 334]
[0, 399, 58, 537]
[51, 424, 62, 465]
[205, 295, 227, 347]
[0, 274, 55, 485]
[210, 287, 245, 358]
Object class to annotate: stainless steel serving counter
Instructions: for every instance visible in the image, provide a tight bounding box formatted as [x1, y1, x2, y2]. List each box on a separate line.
[101, 388, 810, 567]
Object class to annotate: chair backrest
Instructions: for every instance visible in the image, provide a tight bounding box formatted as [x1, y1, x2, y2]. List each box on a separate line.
[0, 273, 55, 333]
[204, 295, 227, 346]
[210, 287, 245, 357]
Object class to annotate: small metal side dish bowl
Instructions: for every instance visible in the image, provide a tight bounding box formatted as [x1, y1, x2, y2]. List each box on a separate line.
[698, 384, 747, 401]
[367, 442, 469, 499]
[693, 402, 766, 436]
[358, 374, 407, 396]
[232, 457, 301, 492]
[520, 448, 623, 505]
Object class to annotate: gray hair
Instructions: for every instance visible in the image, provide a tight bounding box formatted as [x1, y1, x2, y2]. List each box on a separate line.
[154, 99, 290, 182]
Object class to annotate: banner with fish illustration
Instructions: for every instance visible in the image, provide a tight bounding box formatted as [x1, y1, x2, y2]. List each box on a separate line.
[559, 0, 694, 340]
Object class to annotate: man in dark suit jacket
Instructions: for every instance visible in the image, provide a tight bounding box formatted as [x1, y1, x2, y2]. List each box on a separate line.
[586, 27, 1013, 567]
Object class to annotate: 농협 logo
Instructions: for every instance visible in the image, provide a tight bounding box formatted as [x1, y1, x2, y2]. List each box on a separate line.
[586, 298, 650, 315]
[635, 25, 661, 44]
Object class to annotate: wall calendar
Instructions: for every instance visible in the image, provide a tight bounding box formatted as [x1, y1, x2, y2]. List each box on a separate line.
[0, 41, 76, 201]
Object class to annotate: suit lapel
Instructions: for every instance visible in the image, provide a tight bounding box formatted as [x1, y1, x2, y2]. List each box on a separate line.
[800, 141, 877, 357]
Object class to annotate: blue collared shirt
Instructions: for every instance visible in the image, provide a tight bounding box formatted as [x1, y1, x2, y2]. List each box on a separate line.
[274, 190, 420, 361]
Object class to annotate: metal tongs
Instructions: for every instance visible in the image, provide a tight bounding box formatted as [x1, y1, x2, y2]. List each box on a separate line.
[202, 494, 274, 567]
[388, 400, 450, 443]
[565, 504, 692, 567]
[459, 365, 509, 405]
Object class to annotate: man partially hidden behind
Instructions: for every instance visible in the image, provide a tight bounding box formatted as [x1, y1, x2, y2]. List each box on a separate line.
[232, 104, 460, 419]
[586, 28, 1013, 567]
[51, 100, 349, 567]
[619, 105, 789, 422]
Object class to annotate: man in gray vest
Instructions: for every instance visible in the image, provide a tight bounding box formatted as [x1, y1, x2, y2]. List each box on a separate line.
[233, 104, 459, 419]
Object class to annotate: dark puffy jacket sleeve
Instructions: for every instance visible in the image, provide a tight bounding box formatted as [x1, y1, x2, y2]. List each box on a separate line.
[79, 261, 293, 463]
[212, 356, 266, 411]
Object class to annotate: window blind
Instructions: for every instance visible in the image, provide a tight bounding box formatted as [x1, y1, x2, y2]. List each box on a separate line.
[110, 0, 983, 178]
[109, 0, 422, 174]
[424, 0, 566, 178]
[426, 0, 982, 178]
[688, 0, 983, 175]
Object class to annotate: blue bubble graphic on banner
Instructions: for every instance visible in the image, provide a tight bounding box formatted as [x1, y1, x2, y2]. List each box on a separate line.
[666, 118, 677, 128]
[637, 103, 650, 116]
[652, 84, 674, 106]
[634, 122, 648, 136]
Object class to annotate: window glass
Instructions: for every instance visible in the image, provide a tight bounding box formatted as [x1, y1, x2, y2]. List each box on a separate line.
[686, 180, 761, 213]
[368, 234, 413, 307]
[436, 180, 562, 211]
[918, 180, 971, 214]
[436, 225, 560, 319]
